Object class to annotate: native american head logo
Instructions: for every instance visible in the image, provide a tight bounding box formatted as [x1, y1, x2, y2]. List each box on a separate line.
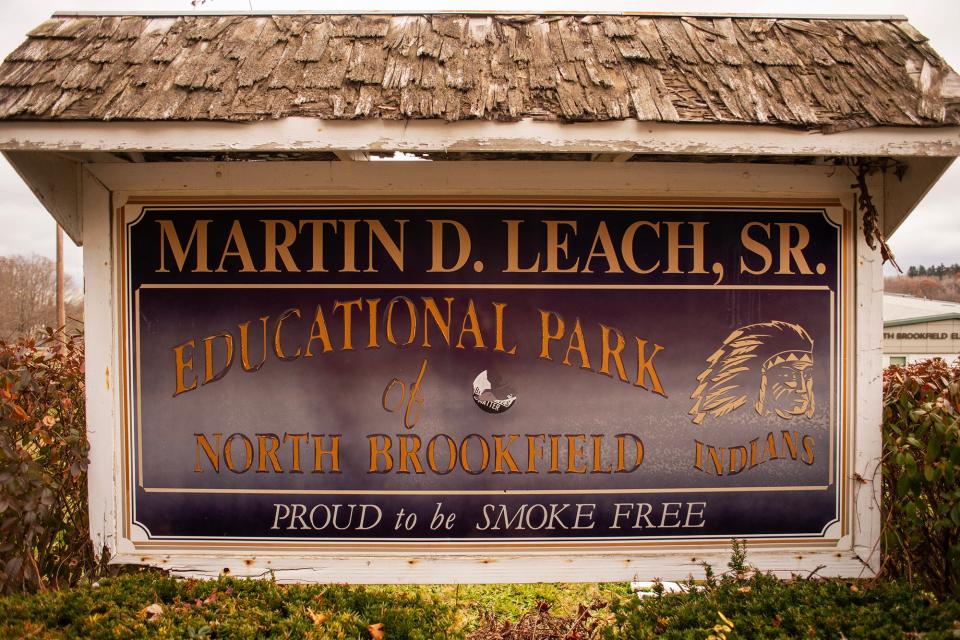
[689, 321, 815, 425]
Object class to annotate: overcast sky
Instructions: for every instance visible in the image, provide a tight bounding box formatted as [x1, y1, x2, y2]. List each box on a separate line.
[1, 0, 958, 289]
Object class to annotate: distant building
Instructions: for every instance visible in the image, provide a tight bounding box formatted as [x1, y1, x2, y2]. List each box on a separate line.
[883, 294, 960, 366]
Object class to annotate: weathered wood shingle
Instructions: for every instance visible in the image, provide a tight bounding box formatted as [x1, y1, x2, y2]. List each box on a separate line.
[1, 12, 958, 130]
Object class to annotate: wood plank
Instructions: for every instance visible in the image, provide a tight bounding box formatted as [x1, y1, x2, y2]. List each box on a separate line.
[81, 167, 117, 557]
[1, 118, 959, 156]
[1, 150, 81, 243]
[108, 549, 876, 583]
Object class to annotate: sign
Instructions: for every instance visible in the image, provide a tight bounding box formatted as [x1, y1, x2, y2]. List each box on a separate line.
[119, 202, 847, 547]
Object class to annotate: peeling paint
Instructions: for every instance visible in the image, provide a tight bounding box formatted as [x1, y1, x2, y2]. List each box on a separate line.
[1, 120, 960, 157]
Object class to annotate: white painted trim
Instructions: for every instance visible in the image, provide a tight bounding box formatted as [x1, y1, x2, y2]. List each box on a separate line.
[85, 160, 878, 582]
[883, 157, 955, 238]
[82, 167, 118, 558]
[2, 118, 959, 157]
[109, 551, 872, 584]
[51, 11, 910, 19]
[2, 151, 82, 244]
[851, 172, 884, 573]
[88, 160, 855, 197]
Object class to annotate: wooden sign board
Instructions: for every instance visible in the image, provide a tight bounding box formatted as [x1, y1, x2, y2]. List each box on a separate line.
[108, 198, 859, 582]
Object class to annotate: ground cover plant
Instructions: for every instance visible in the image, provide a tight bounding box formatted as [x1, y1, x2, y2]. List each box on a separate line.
[0, 570, 622, 639]
[0, 554, 958, 639]
[604, 542, 960, 640]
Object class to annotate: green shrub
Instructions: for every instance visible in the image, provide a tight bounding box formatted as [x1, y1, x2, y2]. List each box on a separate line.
[0, 570, 461, 640]
[0, 330, 97, 593]
[882, 358, 960, 597]
[2, 564, 957, 640]
[604, 544, 960, 639]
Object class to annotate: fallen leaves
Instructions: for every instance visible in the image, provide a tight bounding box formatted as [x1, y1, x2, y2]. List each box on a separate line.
[466, 600, 606, 640]
[368, 622, 385, 639]
[307, 608, 329, 625]
[141, 602, 163, 622]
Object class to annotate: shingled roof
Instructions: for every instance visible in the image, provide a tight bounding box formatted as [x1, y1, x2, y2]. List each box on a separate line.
[1, 12, 959, 132]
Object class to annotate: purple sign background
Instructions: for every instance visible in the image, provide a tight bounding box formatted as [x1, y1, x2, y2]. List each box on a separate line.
[123, 205, 844, 542]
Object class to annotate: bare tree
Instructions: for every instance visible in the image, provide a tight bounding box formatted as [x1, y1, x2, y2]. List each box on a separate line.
[0, 254, 82, 339]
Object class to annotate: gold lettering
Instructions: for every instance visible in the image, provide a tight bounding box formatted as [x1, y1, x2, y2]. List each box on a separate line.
[548, 434, 561, 473]
[634, 338, 666, 396]
[526, 434, 545, 473]
[386, 297, 417, 347]
[729, 446, 748, 475]
[708, 445, 724, 475]
[566, 434, 587, 473]
[312, 435, 341, 473]
[562, 318, 591, 370]
[341, 220, 359, 272]
[492, 434, 520, 473]
[273, 308, 302, 361]
[202, 332, 234, 385]
[776, 223, 813, 275]
[262, 220, 300, 272]
[256, 434, 283, 473]
[538, 309, 565, 360]
[421, 296, 453, 348]
[366, 298, 381, 348]
[428, 220, 471, 272]
[298, 219, 337, 272]
[224, 433, 253, 473]
[590, 434, 610, 473]
[173, 340, 198, 396]
[739, 222, 773, 275]
[216, 220, 256, 272]
[504, 220, 541, 272]
[367, 220, 407, 272]
[157, 219, 211, 273]
[367, 434, 393, 473]
[583, 221, 623, 273]
[621, 221, 660, 274]
[765, 432, 780, 461]
[598, 324, 628, 381]
[459, 434, 490, 475]
[398, 434, 425, 474]
[238, 317, 269, 371]
[493, 302, 518, 355]
[333, 299, 362, 350]
[427, 434, 457, 474]
[801, 435, 815, 465]
[456, 299, 485, 349]
[664, 221, 707, 274]
[781, 430, 800, 460]
[284, 433, 309, 473]
[615, 434, 644, 472]
[305, 305, 333, 356]
[194, 433, 221, 472]
[545, 220, 579, 273]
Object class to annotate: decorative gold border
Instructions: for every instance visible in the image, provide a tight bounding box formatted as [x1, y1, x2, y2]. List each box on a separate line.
[115, 197, 851, 552]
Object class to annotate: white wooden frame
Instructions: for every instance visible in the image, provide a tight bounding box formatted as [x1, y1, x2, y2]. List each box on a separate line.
[81, 160, 883, 582]
[2, 118, 955, 243]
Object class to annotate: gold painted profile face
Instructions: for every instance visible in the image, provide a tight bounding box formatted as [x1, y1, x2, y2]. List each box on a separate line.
[758, 354, 814, 419]
[690, 320, 815, 425]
